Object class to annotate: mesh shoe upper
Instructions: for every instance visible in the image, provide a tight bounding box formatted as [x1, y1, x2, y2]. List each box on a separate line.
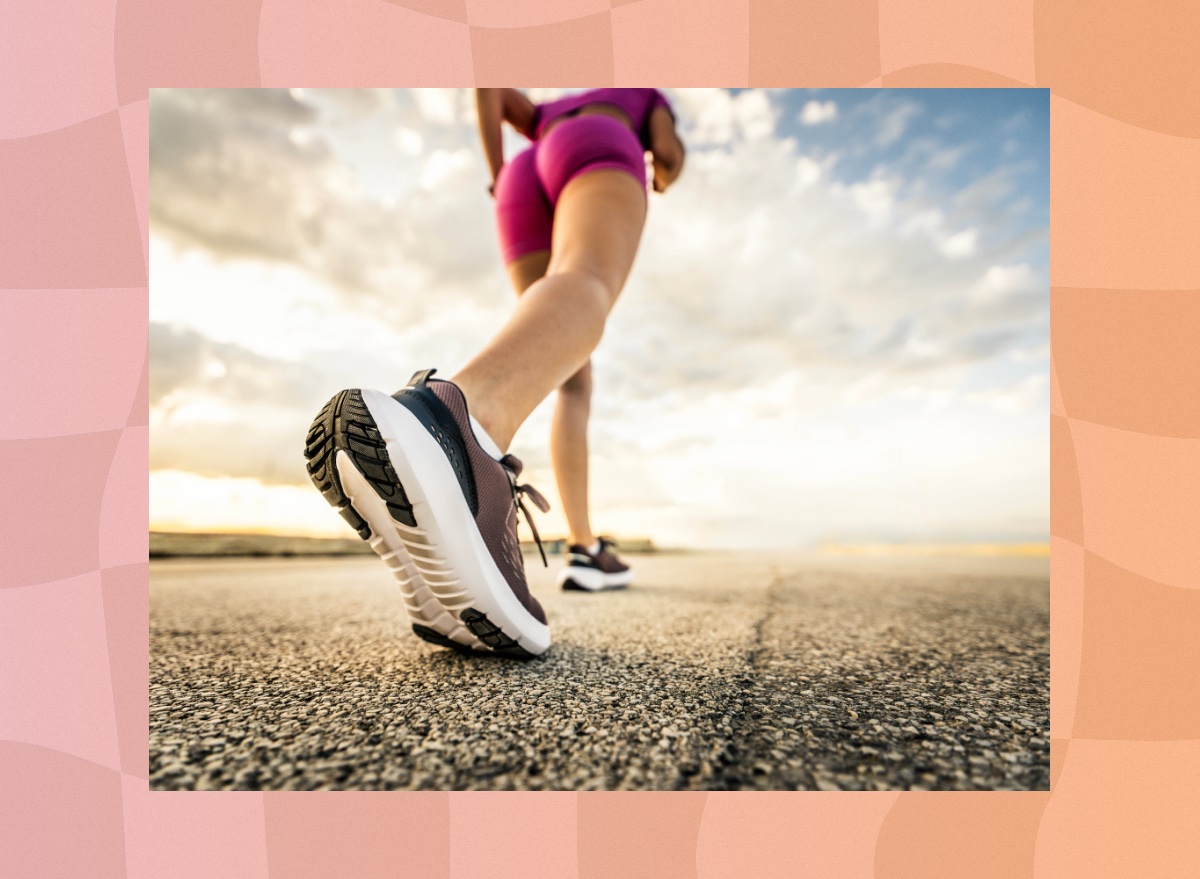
[568, 537, 629, 574]
[392, 370, 547, 625]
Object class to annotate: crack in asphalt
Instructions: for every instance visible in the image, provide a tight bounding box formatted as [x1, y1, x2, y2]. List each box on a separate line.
[705, 572, 783, 790]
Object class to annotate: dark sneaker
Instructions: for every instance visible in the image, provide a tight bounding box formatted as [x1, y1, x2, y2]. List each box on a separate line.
[304, 370, 551, 658]
[558, 537, 633, 591]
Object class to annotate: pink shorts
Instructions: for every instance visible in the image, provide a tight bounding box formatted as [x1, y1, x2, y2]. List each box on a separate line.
[493, 113, 648, 264]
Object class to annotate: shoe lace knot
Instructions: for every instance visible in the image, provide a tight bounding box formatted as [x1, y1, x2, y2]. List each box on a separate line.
[500, 454, 551, 567]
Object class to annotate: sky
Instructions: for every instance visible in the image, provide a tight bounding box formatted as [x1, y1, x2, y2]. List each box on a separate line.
[149, 88, 1049, 549]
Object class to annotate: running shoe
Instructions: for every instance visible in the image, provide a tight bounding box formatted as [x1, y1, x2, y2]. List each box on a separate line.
[304, 369, 551, 658]
[557, 537, 633, 591]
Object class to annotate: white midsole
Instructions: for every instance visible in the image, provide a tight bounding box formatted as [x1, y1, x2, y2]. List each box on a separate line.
[556, 564, 633, 591]
[336, 450, 485, 650]
[360, 388, 551, 655]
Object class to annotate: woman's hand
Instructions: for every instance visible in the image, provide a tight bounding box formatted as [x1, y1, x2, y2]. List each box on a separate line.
[648, 105, 685, 195]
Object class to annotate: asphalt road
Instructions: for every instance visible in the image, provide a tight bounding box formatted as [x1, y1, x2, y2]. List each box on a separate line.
[150, 552, 1049, 791]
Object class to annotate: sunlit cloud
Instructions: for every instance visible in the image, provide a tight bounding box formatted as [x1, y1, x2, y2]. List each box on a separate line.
[800, 99, 838, 125]
[151, 471, 348, 537]
[938, 227, 979, 258]
[150, 88, 1049, 548]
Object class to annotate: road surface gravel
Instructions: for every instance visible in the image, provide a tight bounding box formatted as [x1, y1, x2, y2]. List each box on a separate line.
[150, 552, 1049, 790]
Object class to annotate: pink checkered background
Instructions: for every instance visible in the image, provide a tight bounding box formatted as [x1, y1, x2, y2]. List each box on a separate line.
[2, 0, 1198, 875]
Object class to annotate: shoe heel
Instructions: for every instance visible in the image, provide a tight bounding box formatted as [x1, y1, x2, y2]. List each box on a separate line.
[304, 389, 416, 538]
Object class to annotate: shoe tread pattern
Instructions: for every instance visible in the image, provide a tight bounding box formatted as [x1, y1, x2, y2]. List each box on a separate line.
[411, 624, 479, 655]
[304, 390, 416, 536]
[459, 608, 537, 659]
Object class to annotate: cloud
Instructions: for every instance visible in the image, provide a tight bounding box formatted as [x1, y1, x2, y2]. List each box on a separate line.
[599, 93, 1048, 411]
[963, 264, 1047, 326]
[412, 88, 469, 126]
[850, 177, 895, 218]
[149, 89, 498, 309]
[150, 322, 320, 410]
[150, 89, 1049, 546]
[675, 88, 779, 146]
[525, 88, 571, 104]
[796, 156, 822, 187]
[151, 470, 343, 535]
[965, 373, 1047, 413]
[938, 227, 979, 258]
[800, 99, 838, 125]
[297, 88, 396, 119]
[419, 147, 475, 190]
[395, 126, 424, 155]
[974, 263, 1036, 300]
[150, 322, 328, 485]
[875, 99, 922, 147]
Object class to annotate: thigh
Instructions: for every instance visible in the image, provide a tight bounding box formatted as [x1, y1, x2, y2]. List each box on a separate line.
[493, 147, 554, 265]
[548, 169, 648, 303]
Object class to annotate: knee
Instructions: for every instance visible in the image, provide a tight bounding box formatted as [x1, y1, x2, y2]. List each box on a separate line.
[560, 361, 593, 401]
[548, 265, 620, 314]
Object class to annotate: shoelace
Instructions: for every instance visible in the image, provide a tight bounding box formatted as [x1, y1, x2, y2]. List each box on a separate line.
[500, 454, 551, 567]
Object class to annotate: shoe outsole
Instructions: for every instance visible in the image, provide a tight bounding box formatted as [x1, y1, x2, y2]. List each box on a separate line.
[561, 577, 629, 592]
[305, 389, 537, 660]
[556, 563, 633, 592]
[412, 612, 540, 659]
[305, 390, 415, 533]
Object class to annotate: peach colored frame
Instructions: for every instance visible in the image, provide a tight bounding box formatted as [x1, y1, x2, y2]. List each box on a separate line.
[2, 1, 1197, 876]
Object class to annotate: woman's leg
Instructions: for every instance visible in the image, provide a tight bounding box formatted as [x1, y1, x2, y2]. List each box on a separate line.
[453, 168, 647, 451]
[551, 361, 594, 547]
[503, 246, 597, 548]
